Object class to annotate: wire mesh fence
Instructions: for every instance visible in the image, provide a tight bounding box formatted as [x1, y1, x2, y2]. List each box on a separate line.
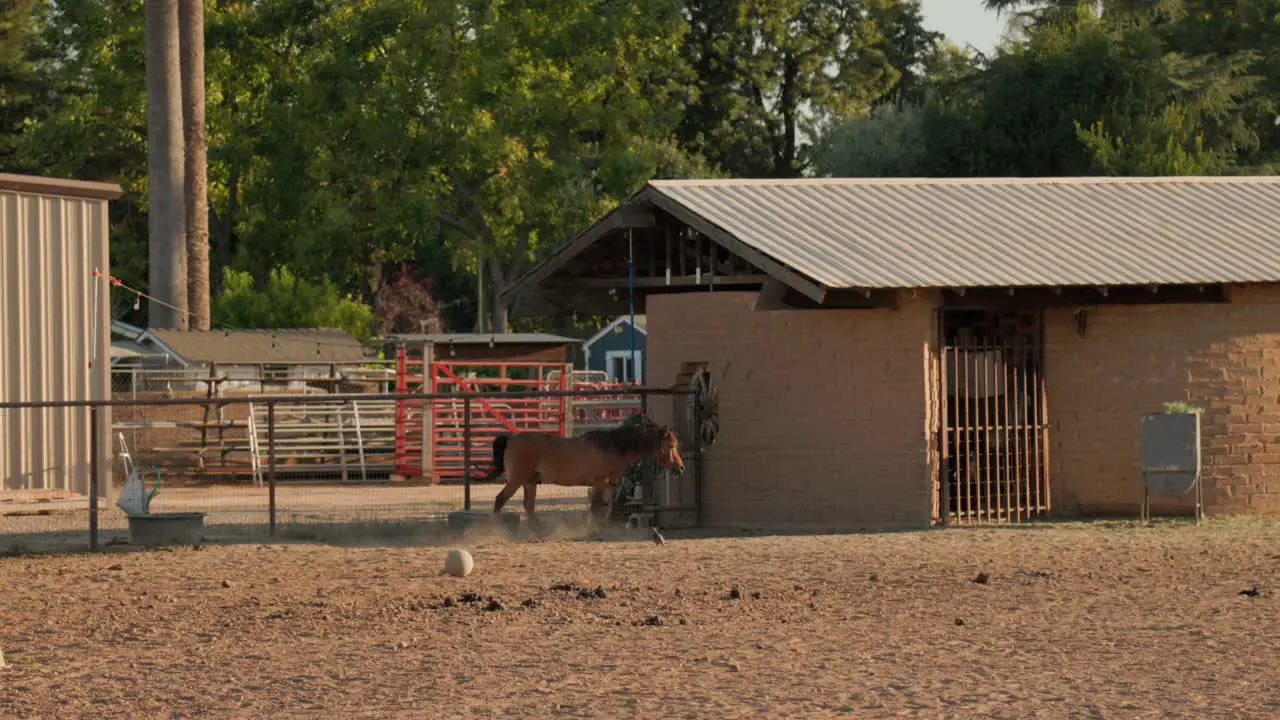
[2, 386, 701, 551]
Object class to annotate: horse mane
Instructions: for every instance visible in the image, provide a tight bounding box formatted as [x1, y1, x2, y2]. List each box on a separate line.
[584, 415, 672, 455]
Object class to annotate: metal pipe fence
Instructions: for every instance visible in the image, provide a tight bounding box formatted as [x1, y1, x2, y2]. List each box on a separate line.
[111, 362, 398, 397]
[1, 387, 702, 552]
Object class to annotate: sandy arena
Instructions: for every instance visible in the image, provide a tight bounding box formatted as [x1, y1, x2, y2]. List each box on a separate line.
[1, 518, 1278, 718]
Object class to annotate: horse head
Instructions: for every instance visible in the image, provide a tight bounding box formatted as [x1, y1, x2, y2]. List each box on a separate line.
[651, 426, 685, 476]
[618, 414, 685, 475]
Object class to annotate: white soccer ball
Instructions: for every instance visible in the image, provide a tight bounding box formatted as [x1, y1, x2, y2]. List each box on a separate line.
[443, 549, 474, 578]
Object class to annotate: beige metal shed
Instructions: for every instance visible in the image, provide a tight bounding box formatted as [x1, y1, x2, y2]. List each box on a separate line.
[1, 173, 121, 496]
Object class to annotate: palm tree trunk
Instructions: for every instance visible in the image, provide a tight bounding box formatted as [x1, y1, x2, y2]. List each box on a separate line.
[179, 0, 210, 330]
[144, 0, 188, 329]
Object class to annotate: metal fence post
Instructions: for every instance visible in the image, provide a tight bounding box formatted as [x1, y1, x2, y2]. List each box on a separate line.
[89, 405, 100, 551]
[692, 390, 704, 528]
[268, 401, 277, 536]
[463, 396, 472, 511]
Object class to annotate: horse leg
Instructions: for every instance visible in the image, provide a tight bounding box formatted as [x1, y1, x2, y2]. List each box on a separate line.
[603, 477, 620, 524]
[522, 480, 544, 539]
[495, 452, 536, 516]
[587, 485, 610, 536]
[494, 477, 520, 512]
[493, 470, 524, 514]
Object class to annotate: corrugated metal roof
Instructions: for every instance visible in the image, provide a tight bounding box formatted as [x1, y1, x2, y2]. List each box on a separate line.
[147, 328, 368, 364]
[646, 176, 1280, 289]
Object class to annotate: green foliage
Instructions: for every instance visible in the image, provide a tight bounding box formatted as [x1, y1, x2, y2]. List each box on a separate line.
[924, 17, 1169, 176]
[1079, 107, 1222, 176]
[421, 0, 714, 328]
[811, 103, 929, 177]
[16, 0, 152, 302]
[212, 267, 377, 344]
[0, 0, 48, 170]
[16, 0, 710, 332]
[10, 0, 1280, 338]
[1154, 0, 1280, 172]
[814, 6, 1274, 179]
[810, 39, 983, 177]
[1162, 401, 1202, 415]
[677, 0, 941, 177]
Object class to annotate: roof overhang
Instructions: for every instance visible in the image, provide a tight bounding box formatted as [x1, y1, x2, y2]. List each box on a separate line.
[502, 197, 662, 304]
[504, 175, 1279, 318]
[639, 186, 827, 304]
[0, 173, 123, 201]
[387, 332, 579, 346]
[502, 185, 831, 315]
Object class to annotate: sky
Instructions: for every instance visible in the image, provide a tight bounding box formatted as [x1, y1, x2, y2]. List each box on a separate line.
[919, 0, 1009, 55]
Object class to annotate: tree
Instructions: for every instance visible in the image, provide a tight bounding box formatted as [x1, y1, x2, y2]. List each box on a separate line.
[201, 1, 338, 286]
[811, 40, 983, 176]
[434, 0, 707, 331]
[180, 0, 210, 329]
[0, 0, 47, 171]
[15, 1, 149, 321]
[677, 0, 941, 177]
[811, 102, 929, 176]
[914, 14, 1259, 177]
[870, 0, 948, 108]
[1152, 0, 1280, 173]
[144, 0, 188, 329]
[814, 5, 1268, 179]
[983, 0, 1093, 31]
[243, 0, 706, 333]
[213, 267, 377, 344]
[18, 0, 478, 329]
[375, 265, 445, 336]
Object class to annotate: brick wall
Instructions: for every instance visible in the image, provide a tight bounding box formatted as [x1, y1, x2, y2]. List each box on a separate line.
[1046, 284, 1280, 517]
[645, 290, 938, 530]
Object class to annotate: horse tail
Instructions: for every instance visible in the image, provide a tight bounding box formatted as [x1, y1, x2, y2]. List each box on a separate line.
[474, 434, 510, 482]
[491, 434, 509, 474]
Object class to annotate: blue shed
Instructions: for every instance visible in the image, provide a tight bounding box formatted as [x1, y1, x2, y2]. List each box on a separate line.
[582, 315, 647, 383]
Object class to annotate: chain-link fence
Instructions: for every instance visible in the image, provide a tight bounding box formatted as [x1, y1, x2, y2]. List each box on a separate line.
[2, 387, 701, 552]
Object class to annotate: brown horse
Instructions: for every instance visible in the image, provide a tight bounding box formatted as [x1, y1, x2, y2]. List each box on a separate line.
[475, 416, 685, 535]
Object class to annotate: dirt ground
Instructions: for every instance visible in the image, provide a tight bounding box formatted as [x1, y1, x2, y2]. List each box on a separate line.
[1, 518, 1278, 719]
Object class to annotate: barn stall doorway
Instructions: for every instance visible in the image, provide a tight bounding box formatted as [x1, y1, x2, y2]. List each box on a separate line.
[939, 309, 1050, 523]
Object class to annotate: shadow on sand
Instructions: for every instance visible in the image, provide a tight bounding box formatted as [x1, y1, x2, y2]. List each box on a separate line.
[6, 510, 1256, 558]
[0, 507, 657, 557]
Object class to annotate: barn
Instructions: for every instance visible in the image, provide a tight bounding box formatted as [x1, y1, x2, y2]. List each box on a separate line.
[504, 176, 1280, 529]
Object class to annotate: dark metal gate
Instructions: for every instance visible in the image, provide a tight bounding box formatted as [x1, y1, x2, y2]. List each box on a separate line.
[939, 309, 1051, 523]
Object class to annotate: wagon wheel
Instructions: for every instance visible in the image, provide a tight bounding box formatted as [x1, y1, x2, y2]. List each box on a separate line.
[690, 368, 720, 448]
